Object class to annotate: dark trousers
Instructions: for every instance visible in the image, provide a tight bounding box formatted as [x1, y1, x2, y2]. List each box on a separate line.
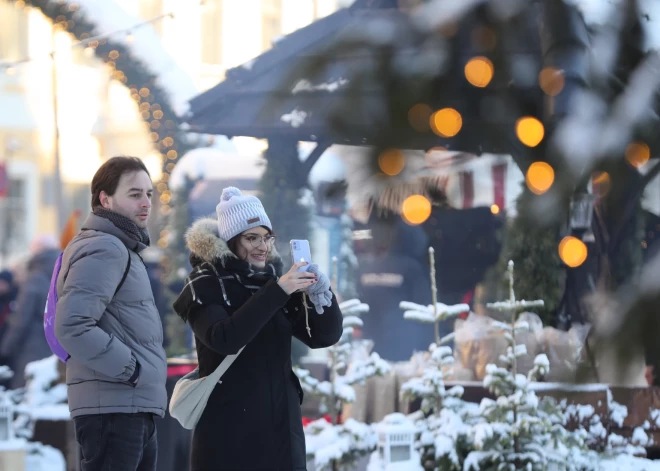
[74, 413, 158, 471]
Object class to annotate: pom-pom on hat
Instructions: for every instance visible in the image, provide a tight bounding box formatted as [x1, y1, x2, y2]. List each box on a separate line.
[216, 187, 272, 241]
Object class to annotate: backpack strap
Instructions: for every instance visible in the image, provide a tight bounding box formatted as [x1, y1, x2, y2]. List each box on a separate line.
[114, 248, 132, 297]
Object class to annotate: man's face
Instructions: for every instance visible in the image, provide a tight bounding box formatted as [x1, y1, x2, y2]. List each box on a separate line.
[101, 170, 153, 229]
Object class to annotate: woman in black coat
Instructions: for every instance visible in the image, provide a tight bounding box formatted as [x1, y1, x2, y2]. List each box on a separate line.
[174, 188, 343, 471]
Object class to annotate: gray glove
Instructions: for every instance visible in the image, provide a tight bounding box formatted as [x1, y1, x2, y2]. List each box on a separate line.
[304, 264, 333, 314]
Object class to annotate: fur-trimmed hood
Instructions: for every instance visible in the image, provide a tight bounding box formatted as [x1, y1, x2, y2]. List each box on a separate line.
[185, 217, 282, 267]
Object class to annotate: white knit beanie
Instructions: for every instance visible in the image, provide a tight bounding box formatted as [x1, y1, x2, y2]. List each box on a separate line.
[216, 187, 272, 241]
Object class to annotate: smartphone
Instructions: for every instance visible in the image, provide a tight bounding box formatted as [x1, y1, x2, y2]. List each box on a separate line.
[290, 239, 312, 272]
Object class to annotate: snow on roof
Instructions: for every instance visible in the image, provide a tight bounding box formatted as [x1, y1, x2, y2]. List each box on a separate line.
[299, 142, 346, 186]
[169, 147, 265, 190]
[172, 142, 346, 190]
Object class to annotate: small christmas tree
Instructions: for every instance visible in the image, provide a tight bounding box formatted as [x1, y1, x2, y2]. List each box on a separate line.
[297, 298, 391, 470]
[400, 248, 469, 346]
[395, 247, 474, 470]
[463, 261, 596, 471]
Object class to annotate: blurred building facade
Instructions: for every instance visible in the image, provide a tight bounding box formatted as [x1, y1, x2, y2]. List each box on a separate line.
[0, 0, 340, 267]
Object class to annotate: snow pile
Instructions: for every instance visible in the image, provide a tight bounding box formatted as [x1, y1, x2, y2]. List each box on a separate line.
[13, 356, 69, 439]
[306, 418, 377, 470]
[26, 441, 66, 471]
[22, 356, 67, 411]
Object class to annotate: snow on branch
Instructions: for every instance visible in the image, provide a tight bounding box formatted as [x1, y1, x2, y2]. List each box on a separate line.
[340, 299, 370, 317]
[292, 78, 349, 94]
[401, 301, 469, 323]
[487, 299, 545, 312]
[343, 353, 391, 386]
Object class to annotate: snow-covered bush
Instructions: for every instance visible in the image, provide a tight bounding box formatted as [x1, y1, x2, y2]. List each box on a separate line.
[13, 356, 68, 440]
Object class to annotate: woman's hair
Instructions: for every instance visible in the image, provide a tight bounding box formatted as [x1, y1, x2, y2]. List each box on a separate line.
[227, 226, 273, 261]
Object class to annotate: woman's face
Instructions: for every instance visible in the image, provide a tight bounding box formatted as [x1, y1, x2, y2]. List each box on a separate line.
[235, 226, 272, 268]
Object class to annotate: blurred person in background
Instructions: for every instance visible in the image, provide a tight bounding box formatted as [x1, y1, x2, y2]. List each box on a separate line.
[0, 235, 60, 388]
[0, 269, 17, 343]
[357, 218, 436, 361]
[0, 269, 18, 388]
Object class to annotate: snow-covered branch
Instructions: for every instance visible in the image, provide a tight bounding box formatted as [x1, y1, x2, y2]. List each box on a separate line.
[400, 301, 469, 323]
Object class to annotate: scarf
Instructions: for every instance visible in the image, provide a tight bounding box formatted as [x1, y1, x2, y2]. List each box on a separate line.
[220, 255, 281, 289]
[219, 256, 313, 337]
[93, 206, 151, 246]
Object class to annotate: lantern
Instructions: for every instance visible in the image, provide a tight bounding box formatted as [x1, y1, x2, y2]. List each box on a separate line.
[0, 391, 15, 441]
[376, 413, 417, 469]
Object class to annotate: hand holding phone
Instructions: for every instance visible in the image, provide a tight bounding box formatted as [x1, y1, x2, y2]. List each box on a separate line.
[277, 261, 317, 295]
[290, 239, 312, 272]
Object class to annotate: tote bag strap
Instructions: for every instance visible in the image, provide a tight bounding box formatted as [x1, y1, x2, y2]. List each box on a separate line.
[207, 346, 246, 384]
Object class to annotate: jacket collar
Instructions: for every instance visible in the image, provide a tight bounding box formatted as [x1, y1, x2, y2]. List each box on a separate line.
[81, 213, 148, 253]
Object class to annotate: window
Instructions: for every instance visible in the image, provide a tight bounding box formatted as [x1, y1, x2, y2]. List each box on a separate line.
[0, 2, 28, 61]
[201, 0, 223, 65]
[139, 0, 164, 36]
[262, 0, 282, 51]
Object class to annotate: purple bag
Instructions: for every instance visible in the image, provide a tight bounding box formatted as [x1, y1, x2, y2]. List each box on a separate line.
[44, 253, 70, 363]
[43, 247, 131, 363]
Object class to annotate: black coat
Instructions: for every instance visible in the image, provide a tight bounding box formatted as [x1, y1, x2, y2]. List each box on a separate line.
[174, 218, 343, 471]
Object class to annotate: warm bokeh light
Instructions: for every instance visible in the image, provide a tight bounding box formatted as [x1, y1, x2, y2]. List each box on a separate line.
[625, 142, 650, 168]
[464, 56, 494, 88]
[490, 204, 500, 215]
[592, 171, 611, 197]
[431, 108, 462, 138]
[516, 117, 545, 147]
[526, 161, 555, 195]
[559, 236, 588, 268]
[539, 67, 565, 96]
[408, 104, 433, 132]
[378, 148, 405, 176]
[401, 195, 432, 225]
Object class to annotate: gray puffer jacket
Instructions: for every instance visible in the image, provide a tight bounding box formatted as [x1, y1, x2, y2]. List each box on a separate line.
[55, 213, 167, 418]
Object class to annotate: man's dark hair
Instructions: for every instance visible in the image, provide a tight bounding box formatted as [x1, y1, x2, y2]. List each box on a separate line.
[91, 156, 150, 207]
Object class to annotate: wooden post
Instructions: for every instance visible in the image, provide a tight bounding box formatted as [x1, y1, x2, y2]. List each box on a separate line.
[429, 247, 439, 344]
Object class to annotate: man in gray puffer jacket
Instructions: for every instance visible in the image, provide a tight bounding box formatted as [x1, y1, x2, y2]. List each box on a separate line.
[55, 156, 167, 471]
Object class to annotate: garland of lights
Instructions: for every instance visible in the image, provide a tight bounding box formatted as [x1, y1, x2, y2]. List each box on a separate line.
[9, 0, 194, 228]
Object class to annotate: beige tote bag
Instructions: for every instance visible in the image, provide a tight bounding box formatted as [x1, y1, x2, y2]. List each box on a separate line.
[169, 346, 245, 430]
